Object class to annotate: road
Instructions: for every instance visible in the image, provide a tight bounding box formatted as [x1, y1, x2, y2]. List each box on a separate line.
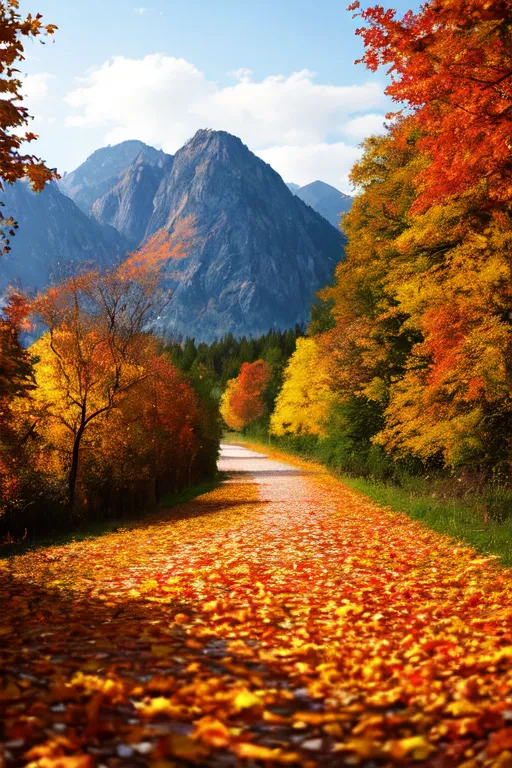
[2, 443, 512, 766]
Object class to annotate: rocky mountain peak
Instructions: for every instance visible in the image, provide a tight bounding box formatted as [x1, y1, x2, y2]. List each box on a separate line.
[142, 129, 344, 341]
[60, 140, 172, 214]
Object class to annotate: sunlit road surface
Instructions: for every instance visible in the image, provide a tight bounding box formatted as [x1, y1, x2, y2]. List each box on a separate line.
[2, 443, 512, 767]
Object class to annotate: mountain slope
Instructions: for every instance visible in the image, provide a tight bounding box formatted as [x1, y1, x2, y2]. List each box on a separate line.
[294, 180, 352, 229]
[143, 129, 343, 342]
[60, 140, 170, 214]
[0, 181, 126, 293]
[91, 152, 173, 248]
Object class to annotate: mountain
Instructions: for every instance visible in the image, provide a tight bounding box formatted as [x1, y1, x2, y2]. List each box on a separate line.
[91, 152, 173, 248]
[293, 180, 352, 229]
[0, 181, 126, 294]
[21, 130, 344, 342]
[60, 140, 170, 215]
[141, 129, 343, 342]
[286, 182, 301, 193]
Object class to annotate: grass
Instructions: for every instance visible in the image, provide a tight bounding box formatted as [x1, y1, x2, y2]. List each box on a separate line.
[339, 475, 512, 567]
[0, 475, 223, 559]
[224, 432, 512, 568]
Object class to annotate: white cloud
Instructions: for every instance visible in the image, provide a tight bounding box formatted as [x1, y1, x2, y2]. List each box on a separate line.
[64, 54, 388, 184]
[257, 143, 361, 192]
[229, 68, 253, 82]
[343, 113, 387, 141]
[22, 72, 54, 103]
[134, 7, 147, 14]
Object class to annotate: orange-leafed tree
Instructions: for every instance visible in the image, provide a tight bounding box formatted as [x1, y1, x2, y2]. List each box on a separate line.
[220, 378, 245, 432]
[0, 1, 57, 252]
[350, 0, 512, 212]
[31, 227, 192, 510]
[68, 340, 207, 510]
[122, 344, 203, 493]
[220, 360, 272, 432]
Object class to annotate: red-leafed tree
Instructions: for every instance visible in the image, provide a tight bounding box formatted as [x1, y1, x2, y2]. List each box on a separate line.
[350, 0, 512, 212]
[220, 360, 272, 431]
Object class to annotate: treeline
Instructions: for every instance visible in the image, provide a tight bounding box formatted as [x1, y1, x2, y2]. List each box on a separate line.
[222, 1, 512, 511]
[0, 231, 221, 542]
[166, 327, 301, 410]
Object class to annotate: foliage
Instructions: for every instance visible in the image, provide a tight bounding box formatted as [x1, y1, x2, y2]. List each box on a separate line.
[167, 327, 301, 402]
[350, 0, 512, 213]
[270, 337, 334, 438]
[220, 378, 244, 432]
[0, 0, 57, 252]
[0, 226, 221, 539]
[220, 359, 272, 432]
[290, 0, 512, 482]
[28, 228, 189, 510]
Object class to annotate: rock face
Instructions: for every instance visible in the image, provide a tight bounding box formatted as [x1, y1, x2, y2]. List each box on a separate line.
[292, 180, 352, 229]
[91, 152, 173, 248]
[142, 130, 343, 342]
[60, 140, 169, 215]
[0, 181, 126, 294]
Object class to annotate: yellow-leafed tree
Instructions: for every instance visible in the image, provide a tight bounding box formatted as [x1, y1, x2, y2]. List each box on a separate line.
[220, 378, 245, 432]
[270, 337, 333, 438]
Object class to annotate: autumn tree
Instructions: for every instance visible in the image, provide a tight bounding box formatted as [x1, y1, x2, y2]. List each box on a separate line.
[118, 345, 204, 493]
[220, 360, 272, 432]
[31, 227, 192, 510]
[335, 0, 512, 472]
[350, 0, 512, 212]
[270, 337, 333, 438]
[0, 0, 57, 252]
[220, 379, 244, 432]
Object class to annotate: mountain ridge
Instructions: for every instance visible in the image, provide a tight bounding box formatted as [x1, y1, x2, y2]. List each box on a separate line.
[60, 140, 171, 215]
[3, 130, 345, 342]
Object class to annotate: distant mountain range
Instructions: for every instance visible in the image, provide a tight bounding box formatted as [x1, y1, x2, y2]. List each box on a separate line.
[0, 181, 125, 294]
[288, 181, 352, 229]
[0, 131, 346, 341]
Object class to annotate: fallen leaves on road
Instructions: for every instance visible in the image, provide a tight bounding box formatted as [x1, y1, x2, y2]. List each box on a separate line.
[2, 447, 512, 767]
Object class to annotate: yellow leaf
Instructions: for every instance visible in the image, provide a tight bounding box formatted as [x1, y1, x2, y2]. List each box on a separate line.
[234, 743, 300, 764]
[445, 699, 481, 717]
[194, 716, 231, 747]
[135, 697, 189, 719]
[390, 736, 436, 760]
[232, 689, 262, 711]
[140, 579, 159, 592]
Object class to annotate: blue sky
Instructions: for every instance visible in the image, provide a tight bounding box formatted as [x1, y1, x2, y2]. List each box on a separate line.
[20, 0, 420, 190]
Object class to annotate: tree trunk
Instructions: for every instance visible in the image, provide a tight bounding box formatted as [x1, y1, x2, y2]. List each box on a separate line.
[68, 409, 86, 513]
